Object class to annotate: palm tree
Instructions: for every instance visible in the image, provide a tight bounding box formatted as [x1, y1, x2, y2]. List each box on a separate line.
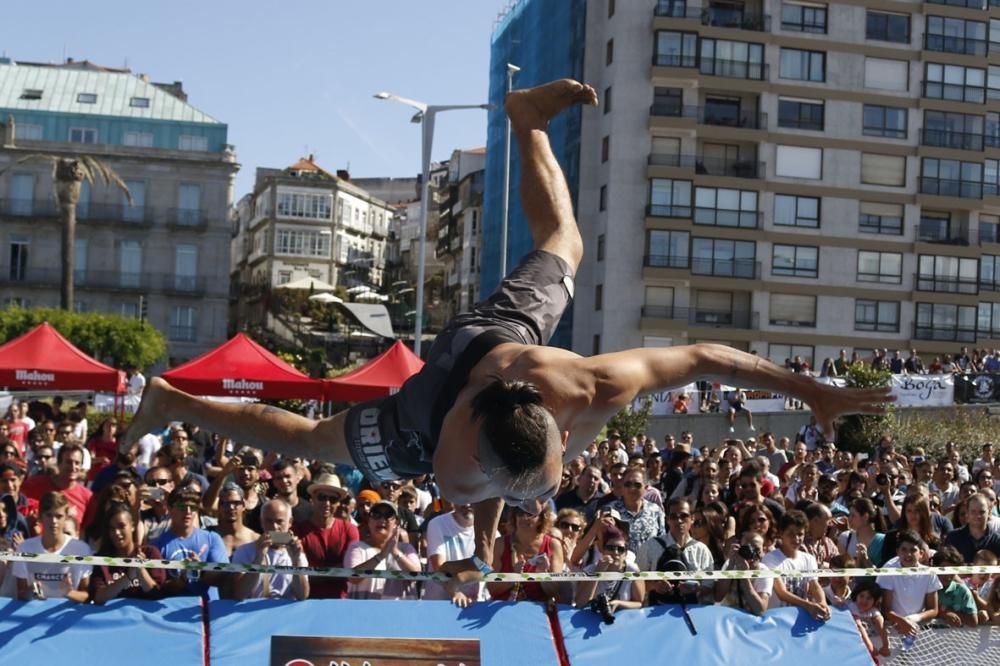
[0, 155, 132, 311]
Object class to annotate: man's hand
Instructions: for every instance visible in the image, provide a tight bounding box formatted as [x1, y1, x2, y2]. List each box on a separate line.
[807, 383, 894, 440]
[438, 559, 485, 585]
[940, 610, 962, 627]
[892, 615, 918, 636]
[806, 602, 831, 622]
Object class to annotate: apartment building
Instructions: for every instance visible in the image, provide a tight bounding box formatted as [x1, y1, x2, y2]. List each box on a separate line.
[570, 0, 1000, 366]
[436, 147, 486, 317]
[0, 58, 238, 363]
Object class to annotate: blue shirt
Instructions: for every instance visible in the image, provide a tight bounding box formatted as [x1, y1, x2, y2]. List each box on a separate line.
[152, 527, 229, 596]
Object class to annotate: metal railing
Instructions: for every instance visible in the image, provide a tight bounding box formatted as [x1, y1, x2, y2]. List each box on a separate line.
[914, 273, 980, 294]
[921, 128, 985, 152]
[913, 323, 977, 342]
[926, 0, 986, 8]
[922, 81, 985, 105]
[646, 203, 694, 218]
[696, 156, 763, 178]
[80, 202, 155, 226]
[0, 268, 208, 294]
[167, 208, 207, 230]
[693, 208, 761, 228]
[643, 254, 690, 269]
[641, 305, 758, 329]
[648, 153, 699, 168]
[701, 7, 770, 31]
[650, 103, 697, 118]
[653, 53, 699, 68]
[917, 220, 972, 245]
[698, 106, 767, 129]
[919, 177, 983, 199]
[169, 325, 197, 342]
[653, 3, 702, 18]
[699, 58, 768, 81]
[691, 257, 760, 278]
[0, 198, 59, 217]
[924, 34, 988, 56]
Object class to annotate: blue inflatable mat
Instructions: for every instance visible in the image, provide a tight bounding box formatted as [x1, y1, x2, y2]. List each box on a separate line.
[0, 597, 205, 666]
[557, 604, 873, 666]
[209, 599, 559, 666]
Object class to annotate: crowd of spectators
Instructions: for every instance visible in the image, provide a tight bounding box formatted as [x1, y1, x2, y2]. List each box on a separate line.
[4, 393, 1000, 654]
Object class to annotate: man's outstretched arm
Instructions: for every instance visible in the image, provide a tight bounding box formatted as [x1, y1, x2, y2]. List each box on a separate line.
[436, 498, 504, 585]
[584, 343, 892, 438]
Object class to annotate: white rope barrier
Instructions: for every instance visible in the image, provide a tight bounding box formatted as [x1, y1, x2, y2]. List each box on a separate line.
[1, 550, 996, 583]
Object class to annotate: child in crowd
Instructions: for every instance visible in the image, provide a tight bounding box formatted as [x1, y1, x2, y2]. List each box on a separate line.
[823, 554, 855, 610]
[968, 549, 997, 624]
[933, 546, 979, 627]
[849, 580, 890, 658]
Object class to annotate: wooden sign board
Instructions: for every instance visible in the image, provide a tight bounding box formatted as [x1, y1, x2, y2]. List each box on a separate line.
[270, 635, 481, 666]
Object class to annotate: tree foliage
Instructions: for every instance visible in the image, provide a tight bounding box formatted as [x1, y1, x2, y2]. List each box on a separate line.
[864, 406, 1000, 461]
[837, 364, 893, 453]
[606, 397, 653, 441]
[0, 307, 166, 370]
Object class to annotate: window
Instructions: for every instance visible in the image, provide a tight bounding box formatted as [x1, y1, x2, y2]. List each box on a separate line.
[863, 105, 907, 139]
[694, 187, 758, 227]
[123, 131, 154, 147]
[593, 335, 601, 355]
[917, 254, 979, 293]
[130, 96, 150, 108]
[857, 250, 903, 283]
[76, 92, 97, 104]
[926, 16, 987, 56]
[178, 135, 209, 151]
[8, 237, 28, 281]
[855, 300, 901, 332]
[174, 244, 199, 290]
[691, 238, 756, 277]
[652, 87, 684, 116]
[601, 136, 610, 163]
[648, 178, 692, 217]
[866, 11, 910, 43]
[597, 234, 605, 261]
[646, 230, 690, 268]
[775, 145, 822, 179]
[864, 58, 909, 92]
[17, 124, 42, 140]
[915, 303, 977, 341]
[923, 110, 985, 151]
[781, 2, 826, 33]
[119, 240, 143, 287]
[981, 214, 1000, 243]
[774, 194, 820, 227]
[604, 86, 612, 113]
[779, 48, 825, 82]
[777, 97, 824, 130]
[978, 302, 1000, 337]
[20, 89, 42, 100]
[123, 181, 146, 223]
[700, 39, 765, 80]
[69, 127, 97, 144]
[599, 185, 607, 211]
[170, 306, 197, 342]
[606, 39, 614, 65]
[772, 244, 819, 277]
[859, 202, 903, 235]
[769, 294, 816, 327]
[608, 0, 615, 17]
[920, 158, 983, 198]
[655, 31, 698, 67]
[769, 344, 815, 367]
[595, 284, 603, 311]
[861, 153, 906, 187]
[990, 66, 1000, 101]
[644, 287, 676, 319]
[925, 63, 986, 103]
[919, 211, 953, 242]
[276, 191, 333, 220]
[980, 255, 1000, 290]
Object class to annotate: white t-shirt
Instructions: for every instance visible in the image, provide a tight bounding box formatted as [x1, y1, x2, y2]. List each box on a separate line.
[136, 433, 161, 468]
[718, 560, 773, 610]
[231, 543, 308, 599]
[344, 541, 420, 600]
[876, 561, 942, 618]
[423, 512, 482, 601]
[762, 548, 818, 609]
[583, 561, 640, 601]
[12, 536, 92, 599]
[128, 372, 147, 396]
[73, 418, 88, 444]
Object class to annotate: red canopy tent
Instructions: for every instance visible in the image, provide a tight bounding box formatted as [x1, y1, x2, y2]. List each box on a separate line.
[161, 333, 324, 400]
[324, 340, 424, 401]
[0, 322, 123, 392]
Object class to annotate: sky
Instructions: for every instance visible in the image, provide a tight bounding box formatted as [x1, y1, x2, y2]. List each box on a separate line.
[2, 0, 508, 195]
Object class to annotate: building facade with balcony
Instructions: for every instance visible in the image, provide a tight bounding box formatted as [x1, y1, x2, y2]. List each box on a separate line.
[436, 147, 486, 318]
[0, 58, 238, 363]
[571, 0, 1000, 365]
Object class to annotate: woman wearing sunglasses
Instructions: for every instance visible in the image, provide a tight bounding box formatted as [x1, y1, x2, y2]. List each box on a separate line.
[344, 500, 420, 600]
[487, 506, 564, 602]
[554, 508, 586, 571]
[574, 526, 643, 612]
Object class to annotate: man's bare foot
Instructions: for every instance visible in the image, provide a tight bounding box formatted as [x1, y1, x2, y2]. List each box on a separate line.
[505, 79, 598, 130]
[122, 376, 172, 451]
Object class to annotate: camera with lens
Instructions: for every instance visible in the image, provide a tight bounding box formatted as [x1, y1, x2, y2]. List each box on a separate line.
[876, 473, 889, 486]
[588, 593, 616, 625]
[737, 543, 761, 562]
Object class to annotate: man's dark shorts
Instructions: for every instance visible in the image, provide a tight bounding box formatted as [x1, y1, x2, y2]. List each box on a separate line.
[344, 250, 575, 482]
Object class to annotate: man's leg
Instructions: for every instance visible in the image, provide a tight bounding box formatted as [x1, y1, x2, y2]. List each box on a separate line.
[126, 378, 350, 463]
[504, 80, 597, 274]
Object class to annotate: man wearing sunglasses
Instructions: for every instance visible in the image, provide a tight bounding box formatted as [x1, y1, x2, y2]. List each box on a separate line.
[124, 79, 892, 583]
[608, 468, 664, 556]
[637, 498, 713, 598]
[292, 472, 359, 599]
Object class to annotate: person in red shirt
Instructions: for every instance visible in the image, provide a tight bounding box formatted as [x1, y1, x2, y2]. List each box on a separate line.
[86, 418, 119, 482]
[292, 472, 358, 599]
[5, 402, 32, 458]
[21, 444, 92, 525]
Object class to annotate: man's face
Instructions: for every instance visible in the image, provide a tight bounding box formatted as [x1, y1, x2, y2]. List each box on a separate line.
[272, 468, 298, 496]
[220, 491, 245, 523]
[897, 541, 920, 567]
[762, 434, 775, 449]
[236, 460, 259, 489]
[702, 461, 719, 480]
[724, 447, 741, 466]
[41, 507, 67, 537]
[58, 450, 83, 481]
[170, 500, 199, 532]
[667, 501, 693, 540]
[0, 470, 22, 496]
[781, 526, 806, 554]
[578, 468, 601, 496]
[738, 475, 761, 502]
[795, 443, 807, 461]
[261, 502, 291, 533]
[146, 469, 175, 495]
[934, 462, 954, 486]
[57, 424, 74, 442]
[968, 497, 991, 531]
[622, 471, 645, 502]
[379, 481, 402, 502]
[311, 489, 345, 521]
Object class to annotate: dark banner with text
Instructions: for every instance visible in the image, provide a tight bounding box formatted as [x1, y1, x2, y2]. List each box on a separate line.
[271, 636, 481, 666]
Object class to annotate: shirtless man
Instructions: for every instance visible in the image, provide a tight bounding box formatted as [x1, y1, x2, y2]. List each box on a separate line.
[126, 79, 891, 581]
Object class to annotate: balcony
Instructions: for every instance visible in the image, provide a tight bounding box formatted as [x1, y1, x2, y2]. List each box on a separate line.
[921, 128, 984, 152]
[0, 198, 59, 218]
[167, 208, 207, 231]
[919, 177, 983, 199]
[698, 106, 767, 129]
[642, 305, 758, 329]
[648, 153, 699, 168]
[701, 7, 770, 31]
[700, 58, 767, 81]
[924, 34, 988, 57]
[643, 254, 690, 269]
[917, 220, 972, 245]
[0, 268, 211, 294]
[650, 103, 697, 118]
[654, 2, 702, 18]
[696, 156, 763, 178]
[694, 207, 760, 228]
[926, 0, 986, 6]
[914, 273, 979, 294]
[653, 53, 699, 68]
[922, 81, 985, 105]
[80, 202, 155, 227]
[160, 275, 207, 297]
[646, 203, 694, 218]
[913, 323, 977, 343]
[691, 257, 760, 278]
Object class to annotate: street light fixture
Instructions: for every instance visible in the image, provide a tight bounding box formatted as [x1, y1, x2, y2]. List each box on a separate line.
[374, 91, 492, 356]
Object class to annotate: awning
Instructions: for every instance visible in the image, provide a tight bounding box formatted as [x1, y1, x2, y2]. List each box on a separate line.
[334, 302, 395, 339]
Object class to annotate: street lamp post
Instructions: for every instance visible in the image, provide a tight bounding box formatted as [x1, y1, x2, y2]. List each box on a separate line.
[374, 92, 491, 356]
[499, 63, 520, 278]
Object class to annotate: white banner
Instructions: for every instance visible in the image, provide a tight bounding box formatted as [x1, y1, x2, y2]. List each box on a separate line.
[742, 389, 787, 412]
[891, 373, 953, 407]
[635, 383, 699, 415]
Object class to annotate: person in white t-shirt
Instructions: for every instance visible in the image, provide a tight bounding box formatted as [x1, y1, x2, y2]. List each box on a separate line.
[716, 531, 772, 615]
[344, 500, 420, 600]
[762, 510, 830, 620]
[232, 498, 309, 600]
[13, 491, 92, 601]
[424, 504, 483, 605]
[876, 529, 941, 638]
[127, 367, 147, 396]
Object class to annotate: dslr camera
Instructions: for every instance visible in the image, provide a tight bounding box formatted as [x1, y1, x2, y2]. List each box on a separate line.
[737, 543, 761, 562]
[589, 593, 616, 625]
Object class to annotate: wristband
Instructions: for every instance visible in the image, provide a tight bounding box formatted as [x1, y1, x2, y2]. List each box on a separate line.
[471, 555, 493, 575]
